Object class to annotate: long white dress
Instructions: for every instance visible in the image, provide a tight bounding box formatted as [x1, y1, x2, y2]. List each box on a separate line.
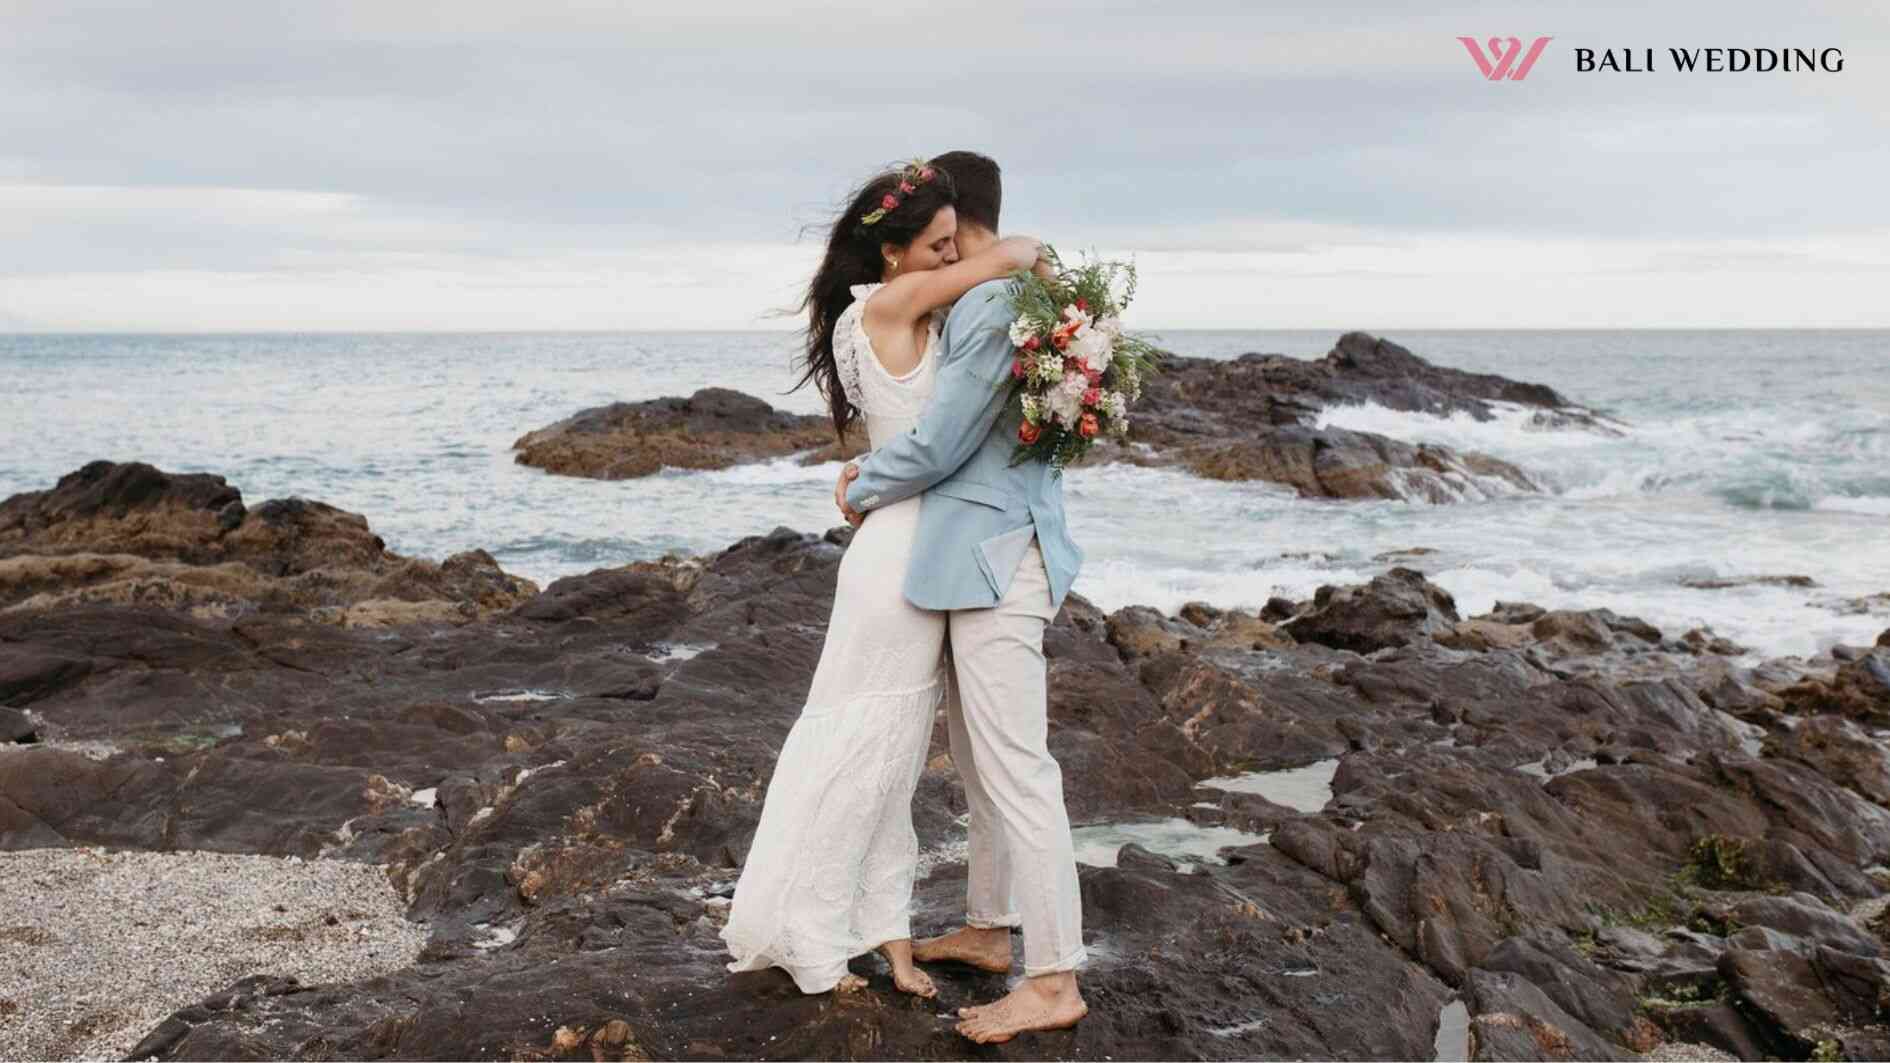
[720, 283, 950, 993]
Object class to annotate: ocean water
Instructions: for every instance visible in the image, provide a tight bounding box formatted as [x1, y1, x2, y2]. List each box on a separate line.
[3, 329, 1886, 659]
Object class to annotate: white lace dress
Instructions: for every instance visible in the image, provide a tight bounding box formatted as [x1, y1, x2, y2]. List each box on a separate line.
[720, 283, 950, 993]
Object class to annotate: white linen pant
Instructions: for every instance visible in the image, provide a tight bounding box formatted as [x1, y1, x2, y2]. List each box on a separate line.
[944, 538, 1087, 976]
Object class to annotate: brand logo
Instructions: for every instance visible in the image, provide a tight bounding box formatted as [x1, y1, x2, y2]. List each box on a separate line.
[1458, 36, 1554, 81]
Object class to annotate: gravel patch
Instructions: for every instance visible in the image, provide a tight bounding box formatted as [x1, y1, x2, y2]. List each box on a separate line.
[1643, 1043, 1739, 1062]
[0, 847, 428, 1062]
[1850, 892, 1890, 928]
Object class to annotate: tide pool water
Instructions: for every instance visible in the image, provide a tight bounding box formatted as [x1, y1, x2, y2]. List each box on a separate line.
[3, 329, 1885, 659]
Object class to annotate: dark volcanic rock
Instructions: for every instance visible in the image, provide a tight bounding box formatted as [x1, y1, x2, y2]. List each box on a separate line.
[1726, 894, 1880, 957]
[517, 332, 1589, 503]
[10, 470, 1890, 1060]
[1134, 332, 1590, 437]
[1465, 968, 1625, 1061]
[0, 705, 37, 742]
[1071, 330, 1620, 500]
[1172, 425, 1540, 502]
[1778, 648, 1890, 725]
[1774, 713, 1890, 808]
[1283, 567, 1461, 653]
[1480, 935, 1640, 1046]
[0, 461, 537, 623]
[511, 387, 866, 481]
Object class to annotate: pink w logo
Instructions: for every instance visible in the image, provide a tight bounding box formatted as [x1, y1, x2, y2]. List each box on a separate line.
[1458, 36, 1553, 80]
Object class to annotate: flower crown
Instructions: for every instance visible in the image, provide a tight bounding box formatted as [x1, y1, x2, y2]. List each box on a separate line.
[859, 159, 937, 228]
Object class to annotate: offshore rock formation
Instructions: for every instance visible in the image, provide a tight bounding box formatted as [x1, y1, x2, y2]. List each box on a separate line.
[1091, 331, 1619, 500]
[514, 333, 1591, 503]
[511, 387, 865, 480]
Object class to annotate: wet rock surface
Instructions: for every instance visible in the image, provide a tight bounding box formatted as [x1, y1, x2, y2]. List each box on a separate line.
[4, 465, 1889, 1059]
[1080, 330, 1617, 501]
[511, 387, 866, 481]
[516, 333, 1601, 502]
[0, 461, 537, 624]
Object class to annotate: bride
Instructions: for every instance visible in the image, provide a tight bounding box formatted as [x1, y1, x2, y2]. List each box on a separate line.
[719, 159, 1043, 996]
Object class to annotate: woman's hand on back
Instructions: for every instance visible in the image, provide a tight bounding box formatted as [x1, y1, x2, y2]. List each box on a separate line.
[996, 235, 1043, 272]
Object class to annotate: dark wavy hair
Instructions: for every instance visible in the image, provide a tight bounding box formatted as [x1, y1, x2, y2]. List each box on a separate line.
[792, 163, 958, 441]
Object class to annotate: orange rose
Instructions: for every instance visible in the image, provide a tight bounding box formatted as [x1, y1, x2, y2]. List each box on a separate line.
[1018, 421, 1042, 444]
[1078, 413, 1099, 438]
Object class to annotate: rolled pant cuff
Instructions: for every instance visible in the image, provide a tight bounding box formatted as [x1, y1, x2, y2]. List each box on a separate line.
[965, 911, 1022, 930]
[1022, 943, 1088, 976]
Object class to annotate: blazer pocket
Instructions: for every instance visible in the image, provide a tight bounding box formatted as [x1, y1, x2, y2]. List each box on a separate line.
[930, 480, 1023, 512]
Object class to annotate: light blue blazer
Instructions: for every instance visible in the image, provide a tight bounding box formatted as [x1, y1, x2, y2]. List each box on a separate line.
[843, 278, 1084, 612]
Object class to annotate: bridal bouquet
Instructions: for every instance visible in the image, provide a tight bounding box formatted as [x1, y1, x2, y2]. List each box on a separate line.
[997, 249, 1160, 471]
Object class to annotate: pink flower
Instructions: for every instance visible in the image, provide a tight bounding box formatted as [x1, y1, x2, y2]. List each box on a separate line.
[919, 167, 935, 181]
[1022, 335, 1041, 351]
[881, 194, 899, 210]
[899, 181, 915, 194]
[1012, 355, 1029, 380]
[1083, 387, 1101, 406]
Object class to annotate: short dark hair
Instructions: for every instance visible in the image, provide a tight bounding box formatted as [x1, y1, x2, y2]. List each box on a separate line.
[930, 151, 1000, 233]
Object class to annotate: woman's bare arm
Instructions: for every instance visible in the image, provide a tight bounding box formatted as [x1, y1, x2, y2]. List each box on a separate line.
[865, 236, 1041, 330]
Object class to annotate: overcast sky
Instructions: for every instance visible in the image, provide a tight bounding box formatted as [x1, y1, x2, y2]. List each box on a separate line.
[2, 0, 1885, 330]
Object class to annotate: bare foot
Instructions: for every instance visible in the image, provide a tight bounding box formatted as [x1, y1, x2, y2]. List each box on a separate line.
[912, 925, 1013, 973]
[877, 940, 938, 998]
[956, 974, 1087, 1044]
[833, 973, 869, 994]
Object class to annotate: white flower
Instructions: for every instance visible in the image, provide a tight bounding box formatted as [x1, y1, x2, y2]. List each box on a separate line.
[1008, 317, 1039, 348]
[1061, 304, 1093, 329]
[1096, 316, 1123, 340]
[1069, 328, 1111, 367]
[1106, 391, 1127, 418]
[1034, 352, 1064, 382]
[1020, 394, 1041, 421]
[1047, 373, 1087, 425]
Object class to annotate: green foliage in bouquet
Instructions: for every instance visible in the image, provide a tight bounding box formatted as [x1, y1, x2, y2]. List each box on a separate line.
[993, 247, 1161, 473]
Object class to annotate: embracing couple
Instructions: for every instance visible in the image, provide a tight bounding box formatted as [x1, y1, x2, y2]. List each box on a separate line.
[718, 152, 1089, 1044]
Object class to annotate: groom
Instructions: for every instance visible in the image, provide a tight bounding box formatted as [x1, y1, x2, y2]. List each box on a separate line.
[833, 151, 1089, 1043]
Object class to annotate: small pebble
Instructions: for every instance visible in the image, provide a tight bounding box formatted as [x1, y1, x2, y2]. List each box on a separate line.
[1643, 1043, 1739, 1062]
[0, 847, 426, 1061]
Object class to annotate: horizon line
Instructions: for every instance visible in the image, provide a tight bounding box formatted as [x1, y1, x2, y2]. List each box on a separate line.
[5, 325, 1889, 337]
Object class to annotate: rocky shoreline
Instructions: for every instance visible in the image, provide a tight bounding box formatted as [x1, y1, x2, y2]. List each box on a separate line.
[511, 332, 1615, 503]
[2, 456, 1888, 1060]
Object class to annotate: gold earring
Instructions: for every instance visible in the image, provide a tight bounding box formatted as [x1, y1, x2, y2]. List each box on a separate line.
[888, 258, 899, 272]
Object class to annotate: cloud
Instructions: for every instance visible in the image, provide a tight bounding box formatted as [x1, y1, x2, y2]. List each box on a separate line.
[0, 0, 1885, 328]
